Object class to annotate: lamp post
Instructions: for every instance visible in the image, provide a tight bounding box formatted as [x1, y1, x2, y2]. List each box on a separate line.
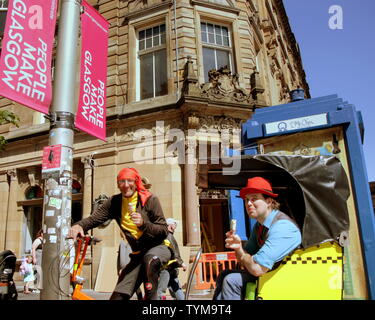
[40, 0, 81, 300]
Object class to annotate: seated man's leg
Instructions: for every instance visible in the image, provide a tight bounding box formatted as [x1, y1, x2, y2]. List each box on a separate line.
[214, 270, 256, 300]
[213, 269, 237, 300]
[143, 244, 171, 300]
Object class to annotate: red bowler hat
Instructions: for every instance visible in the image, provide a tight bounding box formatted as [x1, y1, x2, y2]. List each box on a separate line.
[239, 177, 278, 199]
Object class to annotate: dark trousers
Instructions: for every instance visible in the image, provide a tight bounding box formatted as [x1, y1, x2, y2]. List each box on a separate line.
[110, 244, 171, 300]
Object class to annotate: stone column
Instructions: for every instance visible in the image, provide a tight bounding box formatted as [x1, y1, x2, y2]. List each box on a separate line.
[81, 155, 95, 289]
[6, 169, 21, 255]
[81, 155, 94, 219]
[0, 172, 10, 251]
[184, 137, 200, 246]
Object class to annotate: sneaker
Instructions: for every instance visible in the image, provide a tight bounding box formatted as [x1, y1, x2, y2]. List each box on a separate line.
[33, 289, 40, 293]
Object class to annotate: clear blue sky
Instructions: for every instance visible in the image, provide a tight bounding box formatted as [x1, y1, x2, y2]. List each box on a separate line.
[283, 0, 375, 182]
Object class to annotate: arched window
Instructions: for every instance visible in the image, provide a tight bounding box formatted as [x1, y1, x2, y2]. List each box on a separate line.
[72, 180, 82, 194]
[25, 185, 43, 199]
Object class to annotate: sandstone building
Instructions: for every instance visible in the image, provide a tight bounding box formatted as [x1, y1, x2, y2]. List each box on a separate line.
[0, 0, 309, 288]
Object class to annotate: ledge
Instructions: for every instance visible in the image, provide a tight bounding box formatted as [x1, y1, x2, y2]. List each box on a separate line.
[122, 0, 173, 24]
[17, 193, 83, 206]
[191, 0, 240, 15]
[122, 94, 178, 114]
[4, 123, 50, 141]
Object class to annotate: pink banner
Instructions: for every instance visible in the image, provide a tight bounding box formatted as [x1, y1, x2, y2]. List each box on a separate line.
[0, 0, 58, 114]
[75, 0, 109, 141]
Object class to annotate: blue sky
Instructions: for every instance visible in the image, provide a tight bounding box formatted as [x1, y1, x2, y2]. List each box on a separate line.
[283, 0, 375, 182]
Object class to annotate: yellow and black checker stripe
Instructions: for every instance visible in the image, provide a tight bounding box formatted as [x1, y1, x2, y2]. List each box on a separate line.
[281, 255, 343, 265]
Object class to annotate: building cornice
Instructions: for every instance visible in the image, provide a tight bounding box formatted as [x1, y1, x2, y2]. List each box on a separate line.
[190, 0, 240, 15]
[274, 0, 310, 97]
[2, 123, 49, 143]
[123, 0, 173, 24]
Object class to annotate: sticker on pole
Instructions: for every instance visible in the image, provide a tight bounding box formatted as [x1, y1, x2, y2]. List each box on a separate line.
[42, 144, 62, 178]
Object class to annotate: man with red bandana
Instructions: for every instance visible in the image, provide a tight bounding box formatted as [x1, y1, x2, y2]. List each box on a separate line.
[69, 168, 171, 300]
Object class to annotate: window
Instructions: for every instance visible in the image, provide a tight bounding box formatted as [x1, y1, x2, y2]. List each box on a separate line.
[201, 22, 234, 82]
[25, 186, 43, 200]
[137, 24, 167, 100]
[72, 201, 82, 224]
[72, 179, 82, 194]
[23, 206, 42, 254]
[23, 185, 43, 254]
[0, 0, 8, 39]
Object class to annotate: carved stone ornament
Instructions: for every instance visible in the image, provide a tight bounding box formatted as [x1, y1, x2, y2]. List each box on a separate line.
[200, 66, 253, 104]
[182, 56, 200, 96]
[118, 120, 183, 142]
[81, 154, 95, 169]
[182, 58, 255, 106]
[7, 169, 17, 180]
[260, 18, 274, 34]
[266, 33, 277, 50]
[250, 70, 265, 100]
[199, 115, 241, 131]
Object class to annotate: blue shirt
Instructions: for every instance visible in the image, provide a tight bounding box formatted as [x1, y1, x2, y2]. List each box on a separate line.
[244, 210, 302, 270]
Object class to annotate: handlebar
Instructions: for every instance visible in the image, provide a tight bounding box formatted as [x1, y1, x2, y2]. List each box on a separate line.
[67, 235, 102, 245]
[79, 235, 102, 245]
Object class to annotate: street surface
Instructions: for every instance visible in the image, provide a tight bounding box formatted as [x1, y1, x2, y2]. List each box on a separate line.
[15, 281, 213, 300]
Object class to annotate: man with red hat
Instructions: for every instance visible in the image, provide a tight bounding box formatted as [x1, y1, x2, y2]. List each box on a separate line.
[69, 167, 171, 300]
[213, 177, 301, 300]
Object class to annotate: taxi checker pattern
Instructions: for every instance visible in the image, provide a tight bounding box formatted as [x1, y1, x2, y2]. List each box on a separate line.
[281, 255, 343, 265]
[280, 241, 344, 266]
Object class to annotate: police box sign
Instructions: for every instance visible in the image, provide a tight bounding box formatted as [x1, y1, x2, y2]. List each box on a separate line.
[264, 113, 328, 135]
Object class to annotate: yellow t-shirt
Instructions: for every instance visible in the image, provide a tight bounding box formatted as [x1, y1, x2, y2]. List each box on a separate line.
[120, 191, 143, 240]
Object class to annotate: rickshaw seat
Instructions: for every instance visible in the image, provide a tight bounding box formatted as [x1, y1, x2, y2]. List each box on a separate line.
[245, 241, 343, 300]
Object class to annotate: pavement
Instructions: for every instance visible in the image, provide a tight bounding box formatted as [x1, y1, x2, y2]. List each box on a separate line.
[15, 282, 214, 300]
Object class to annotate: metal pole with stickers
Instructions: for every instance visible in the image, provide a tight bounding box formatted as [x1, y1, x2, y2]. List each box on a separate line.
[40, 0, 81, 300]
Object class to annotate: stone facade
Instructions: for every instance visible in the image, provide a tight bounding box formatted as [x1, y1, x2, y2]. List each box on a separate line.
[0, 0, 309, 288]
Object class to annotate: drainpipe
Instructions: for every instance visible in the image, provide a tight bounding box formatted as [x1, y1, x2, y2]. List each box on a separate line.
[173, 0, 179, 96]
[289, 88, 305, 102]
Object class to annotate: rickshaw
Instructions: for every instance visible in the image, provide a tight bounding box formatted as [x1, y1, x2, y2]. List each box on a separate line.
[71, 235, 201, 300]
[198, 154, 351, 299]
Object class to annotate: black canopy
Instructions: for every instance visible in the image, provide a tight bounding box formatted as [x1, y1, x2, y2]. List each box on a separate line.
[198, 154, 350, 248]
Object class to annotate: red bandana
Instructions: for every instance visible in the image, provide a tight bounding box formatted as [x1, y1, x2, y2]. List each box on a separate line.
[117, 168, 152, 206]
